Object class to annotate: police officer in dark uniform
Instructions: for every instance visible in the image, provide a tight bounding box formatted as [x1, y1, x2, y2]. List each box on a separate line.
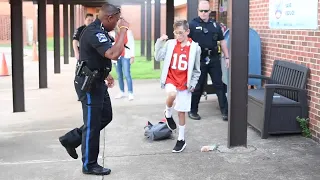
[58, 3, 129, 176]
[188, 0, 230, 121]
[72, 13, 94, 61]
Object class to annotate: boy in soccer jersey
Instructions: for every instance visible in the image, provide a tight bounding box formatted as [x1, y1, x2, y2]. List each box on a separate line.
[154, 20, 201, 153]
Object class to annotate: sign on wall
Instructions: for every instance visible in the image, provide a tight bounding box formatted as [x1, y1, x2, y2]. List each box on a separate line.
[269, 0, 318, 29]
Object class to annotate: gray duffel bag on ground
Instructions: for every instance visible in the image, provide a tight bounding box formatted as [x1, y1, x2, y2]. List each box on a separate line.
[144, 120, 172, 141]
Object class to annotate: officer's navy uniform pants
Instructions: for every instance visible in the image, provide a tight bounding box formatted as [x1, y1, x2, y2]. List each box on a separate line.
[62, 75, 113, 170]
[191, 55, 228, 115]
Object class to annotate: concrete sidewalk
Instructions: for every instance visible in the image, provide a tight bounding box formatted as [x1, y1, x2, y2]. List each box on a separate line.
[0, 56, 319, 180]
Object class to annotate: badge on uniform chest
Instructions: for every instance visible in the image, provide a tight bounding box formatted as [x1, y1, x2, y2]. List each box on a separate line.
[213, 22, 217, 28]
[196, 26, 202, 30]
[96, 33, 108, 43]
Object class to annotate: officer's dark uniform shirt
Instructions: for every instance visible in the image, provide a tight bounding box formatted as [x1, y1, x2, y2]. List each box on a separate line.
[188, 17, 224, 59]
[73, 25, 87, 42]
[79, 19, 112, 72]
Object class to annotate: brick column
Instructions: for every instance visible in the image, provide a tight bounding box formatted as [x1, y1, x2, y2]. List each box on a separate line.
[211, 0, 219, 12]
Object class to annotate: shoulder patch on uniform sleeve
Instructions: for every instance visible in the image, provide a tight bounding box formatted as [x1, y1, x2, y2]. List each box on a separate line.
[96, 33, 108, 43]
[73, 29, 78, 37]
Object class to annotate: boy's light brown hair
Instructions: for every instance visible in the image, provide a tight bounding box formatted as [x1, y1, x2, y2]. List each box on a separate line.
[173, 20, 189, 31]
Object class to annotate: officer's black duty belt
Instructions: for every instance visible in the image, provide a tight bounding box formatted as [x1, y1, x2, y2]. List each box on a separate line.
[75, 61, 111, 92]
[75, 61, 110, 79]
[201, 48, 218, 56]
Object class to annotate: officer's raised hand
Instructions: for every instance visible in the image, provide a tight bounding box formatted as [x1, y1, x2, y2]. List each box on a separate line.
[94, 4, 131, 60]
[117, 18, 130, 30]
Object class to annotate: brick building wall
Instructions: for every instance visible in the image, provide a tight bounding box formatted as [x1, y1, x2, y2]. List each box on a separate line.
[250, 0, 320, 142]
[0, 15, 27, 45]
[175, 4, 187, 19]
[0, 1, 84, 45]
[0, 2, 35, 45]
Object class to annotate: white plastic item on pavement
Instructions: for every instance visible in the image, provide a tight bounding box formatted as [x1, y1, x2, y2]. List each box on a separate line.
[201, 144, 218, 152]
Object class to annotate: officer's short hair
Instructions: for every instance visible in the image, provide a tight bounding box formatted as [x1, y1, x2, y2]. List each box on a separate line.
[100, 3, 121, 16]
[173, 20, 189, 31]
[85, 13, 94, 18]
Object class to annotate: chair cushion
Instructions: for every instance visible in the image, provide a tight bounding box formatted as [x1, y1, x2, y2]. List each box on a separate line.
[248, 89, 299, 105]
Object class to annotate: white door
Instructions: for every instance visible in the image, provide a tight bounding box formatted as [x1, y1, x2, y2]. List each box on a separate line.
[26, 19, 33, 46]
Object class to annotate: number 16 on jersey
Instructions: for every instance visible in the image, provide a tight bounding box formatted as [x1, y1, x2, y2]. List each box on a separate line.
[171, 53, 188, 71]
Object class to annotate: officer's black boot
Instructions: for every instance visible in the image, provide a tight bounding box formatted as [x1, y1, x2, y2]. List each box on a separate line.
[82, 164, 111, 175]
[188, 112, 201, 120]
[189, 94, 202, 120]
[59, 136, 78, 159]
[221, 105, 228, 121]
[222, 114, 228, 121]
[215, 89, 228, 121]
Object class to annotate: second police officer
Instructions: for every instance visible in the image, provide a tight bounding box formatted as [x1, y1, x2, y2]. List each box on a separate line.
[72, 13, 94, 61]
[58, 3, 129, 176]
[188, 0, 230, 121]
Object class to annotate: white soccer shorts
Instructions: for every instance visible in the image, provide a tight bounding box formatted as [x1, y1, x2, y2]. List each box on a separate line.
[165, 83, 192, 112]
